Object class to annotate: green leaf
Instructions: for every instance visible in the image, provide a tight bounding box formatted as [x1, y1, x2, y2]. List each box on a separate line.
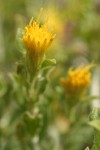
[92, 131, 100, 150]
[37, 78, 48, 94]
[89, 108, 100, 121]
[88, 120, 100, 131]
[90, 108, 100, 150]
[23, 112, 43, 137]
[41, 59, 56, 68]
[16, 28, 26, 54]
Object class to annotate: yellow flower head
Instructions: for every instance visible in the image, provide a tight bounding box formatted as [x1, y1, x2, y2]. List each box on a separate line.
[61, 65, 94, 95]
[22, 10, 55, 73]
[23, 16, 55, 54]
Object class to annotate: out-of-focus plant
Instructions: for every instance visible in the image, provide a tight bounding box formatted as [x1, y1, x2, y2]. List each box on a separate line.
[61, 65, 93, 98]
[0, 1, 100, 150]
[85, 108, 100, 150]
[0, 11, 56, 150]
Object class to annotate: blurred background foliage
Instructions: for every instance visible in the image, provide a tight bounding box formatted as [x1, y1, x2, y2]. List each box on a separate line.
[0, 0, 100, 150]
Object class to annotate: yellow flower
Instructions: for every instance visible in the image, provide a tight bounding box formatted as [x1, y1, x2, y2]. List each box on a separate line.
[23, 17, 55, 54]
[61, 65, 94, 95]
[22, 11, 55, 73]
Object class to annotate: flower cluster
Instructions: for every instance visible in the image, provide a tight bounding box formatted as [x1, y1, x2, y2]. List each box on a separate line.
[61, 65, 93, 95]
[23, 18, 55, 55]
[22, 16, 55, 73]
